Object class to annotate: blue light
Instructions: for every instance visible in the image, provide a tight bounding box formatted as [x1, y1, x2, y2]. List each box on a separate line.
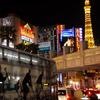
[39, 47, 50, 51]
[60, 28, 75, 41]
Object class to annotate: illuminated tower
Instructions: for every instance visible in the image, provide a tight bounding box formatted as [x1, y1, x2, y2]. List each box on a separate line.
[84, 0, 95, 48]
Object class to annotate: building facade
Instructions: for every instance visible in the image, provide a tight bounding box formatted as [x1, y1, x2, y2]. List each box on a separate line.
[0, 15, 38, 48]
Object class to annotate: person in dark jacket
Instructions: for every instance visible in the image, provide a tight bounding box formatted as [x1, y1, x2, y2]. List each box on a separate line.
[22, 69, 32, 100]
[36, 71, 44, 100]
[0, 65, 8, 98]
[36, 71, 43, 85]
[15, 79, 22, 97]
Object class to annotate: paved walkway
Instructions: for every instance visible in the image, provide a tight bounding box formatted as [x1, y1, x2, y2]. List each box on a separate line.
[1, 90, 18, 100]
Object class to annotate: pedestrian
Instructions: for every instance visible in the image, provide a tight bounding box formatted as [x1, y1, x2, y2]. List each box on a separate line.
[0, 65, 8, 98]
[36, 71, 44, 100]
[15, 79, 22, 97]
[22, 69, 33, 100]
[36, 71, 43, 89]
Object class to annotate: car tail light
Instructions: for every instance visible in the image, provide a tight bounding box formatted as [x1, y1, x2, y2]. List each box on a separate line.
[88, 91, 92, 96]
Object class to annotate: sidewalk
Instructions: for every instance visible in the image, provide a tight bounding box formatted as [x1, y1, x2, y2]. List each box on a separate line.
[4, 90, 18, 100]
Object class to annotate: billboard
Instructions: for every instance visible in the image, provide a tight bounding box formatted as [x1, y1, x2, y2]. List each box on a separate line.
[38, 27, 51, 51]
[38, 42, 51, 51]
[60, 27, 75, 50]
[60, 27, 75, 42]
[20, 23, 35, 45]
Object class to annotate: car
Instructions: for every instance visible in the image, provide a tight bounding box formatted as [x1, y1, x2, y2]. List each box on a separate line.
[94, 89, 100, 100]
[58, 87, 74, 100]
[82, 88, 98, 100]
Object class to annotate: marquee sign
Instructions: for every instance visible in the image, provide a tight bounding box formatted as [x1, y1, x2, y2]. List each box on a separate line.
[20, 23, 34, 44]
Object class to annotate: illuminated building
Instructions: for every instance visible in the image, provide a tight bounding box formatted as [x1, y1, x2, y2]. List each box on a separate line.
[0, 16, 15, 48]
[59, 27, 83, 53]
[84, 0, 95, 48]
[0, 15, 38, 47]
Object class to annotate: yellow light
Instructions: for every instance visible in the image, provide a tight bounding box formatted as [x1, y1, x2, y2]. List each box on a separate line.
[23, 41, 31, 45]
[96, 84, 100, 89]
[44, 83, 48, 86]
[85, 0, 90, 6]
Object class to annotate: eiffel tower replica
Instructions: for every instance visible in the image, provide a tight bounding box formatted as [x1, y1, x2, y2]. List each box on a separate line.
[84, 0, 95, 48]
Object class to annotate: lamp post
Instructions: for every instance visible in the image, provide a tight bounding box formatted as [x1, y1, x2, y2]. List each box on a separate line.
[63, 45, 68, 87]
[63, 46, 66, 69]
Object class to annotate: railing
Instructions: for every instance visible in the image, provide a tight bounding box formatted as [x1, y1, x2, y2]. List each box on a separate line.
[53, 46, 100, 72]
[0, 44, 57, 99]
[0, 44, 53, 68]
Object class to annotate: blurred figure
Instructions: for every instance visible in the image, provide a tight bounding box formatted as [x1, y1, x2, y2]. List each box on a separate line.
[36, 71, 43, 87]
[36, 71, 44, 100]
[22, 69, 33, 100]
[15, 79, 22, 97]
[0, 65, 8, 98]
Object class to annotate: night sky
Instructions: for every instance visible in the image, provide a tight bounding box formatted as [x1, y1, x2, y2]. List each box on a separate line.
[0, 0, 100, 41]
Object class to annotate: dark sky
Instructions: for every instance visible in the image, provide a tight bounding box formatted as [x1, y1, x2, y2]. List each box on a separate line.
[0, 0, 100, 40]
[0, 0, 84, 26]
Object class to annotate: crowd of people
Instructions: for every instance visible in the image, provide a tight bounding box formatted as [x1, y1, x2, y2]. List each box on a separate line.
[1, 65, 99, 100]
[0, 65, 45, 100]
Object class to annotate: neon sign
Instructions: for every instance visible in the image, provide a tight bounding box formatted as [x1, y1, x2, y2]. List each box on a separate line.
[60, 27, 75, 42]
[20, 23, 34, 43]
[75, 28, 83, 51]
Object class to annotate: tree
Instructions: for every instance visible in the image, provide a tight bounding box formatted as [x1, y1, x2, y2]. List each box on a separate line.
[15, 42, 39, 54]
